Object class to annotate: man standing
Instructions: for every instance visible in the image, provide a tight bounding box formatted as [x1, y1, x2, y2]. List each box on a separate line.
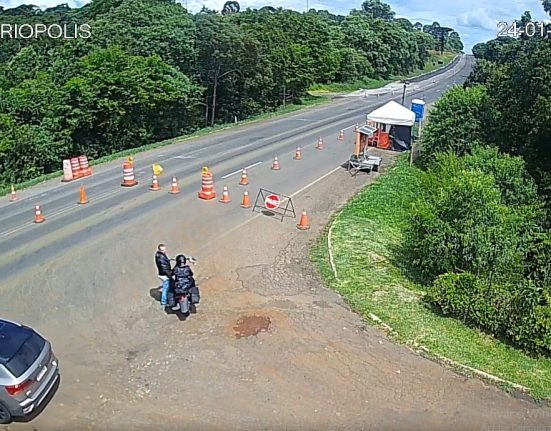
[155, 243, 173, 308]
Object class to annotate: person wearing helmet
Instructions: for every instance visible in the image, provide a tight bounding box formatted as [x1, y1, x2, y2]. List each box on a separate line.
[171, 254, 196, 312]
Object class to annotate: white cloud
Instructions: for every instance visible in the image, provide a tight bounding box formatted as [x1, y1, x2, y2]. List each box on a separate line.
[2, 0, 550, 53]
[457, 8, 497, 31]
[1, 0, 85, 8]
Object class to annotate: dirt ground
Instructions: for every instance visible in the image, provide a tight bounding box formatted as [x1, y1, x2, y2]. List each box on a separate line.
[3, 150, 551, 431]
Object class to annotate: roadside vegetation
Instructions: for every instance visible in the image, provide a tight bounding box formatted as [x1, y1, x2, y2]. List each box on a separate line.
[313, 1, 551, 400]
[0, 93, 328, 196]
[311, 158, 551, 399]
[0, 0, 462, 191]
[309, 51, 457, 94]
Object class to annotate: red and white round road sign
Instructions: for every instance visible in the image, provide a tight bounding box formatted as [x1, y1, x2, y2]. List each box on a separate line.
[264, 194, 280, 210]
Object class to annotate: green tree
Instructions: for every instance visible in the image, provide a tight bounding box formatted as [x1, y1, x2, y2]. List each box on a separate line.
[418, 85, 496, 165]
[395, 18, 412, 32]
[0, 114, 69, 186]
[403, 156, 530, 285]
[222, 1, 240, 15]
[194, 14, 250, 126]
[361, 0, 395, 20]
[58, 48, 201, 157]
[88, 0, 197, 74]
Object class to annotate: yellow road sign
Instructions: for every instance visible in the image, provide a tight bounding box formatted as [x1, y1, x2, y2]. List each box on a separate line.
[152, 163, 164, 176]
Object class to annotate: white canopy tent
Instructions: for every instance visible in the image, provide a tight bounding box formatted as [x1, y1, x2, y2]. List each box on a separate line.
[366, 100, 416, 127]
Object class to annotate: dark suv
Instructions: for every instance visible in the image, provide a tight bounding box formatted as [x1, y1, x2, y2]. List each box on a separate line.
[0, 318, 59, 424]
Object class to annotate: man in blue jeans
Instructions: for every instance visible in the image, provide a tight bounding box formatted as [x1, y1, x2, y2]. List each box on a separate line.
[155, 243, 173, 308]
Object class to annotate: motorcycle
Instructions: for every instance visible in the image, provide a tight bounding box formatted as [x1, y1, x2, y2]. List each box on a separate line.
[169, 256, 199, 314]
[174, 286, 194, 314]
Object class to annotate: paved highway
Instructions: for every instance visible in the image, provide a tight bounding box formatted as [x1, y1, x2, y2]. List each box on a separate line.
[0, 55, 472, 284]
[2, 56, 550, 431]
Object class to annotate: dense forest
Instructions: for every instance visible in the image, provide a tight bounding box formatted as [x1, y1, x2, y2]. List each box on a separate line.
[409, 2, 550, 355]
[0, 0, 462, 189]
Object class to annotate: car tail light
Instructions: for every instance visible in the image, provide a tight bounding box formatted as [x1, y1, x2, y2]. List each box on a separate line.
[5, 379, 33, 395]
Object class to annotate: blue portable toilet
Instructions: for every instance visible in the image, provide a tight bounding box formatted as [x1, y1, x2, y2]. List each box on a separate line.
[411, 99, 426, 122]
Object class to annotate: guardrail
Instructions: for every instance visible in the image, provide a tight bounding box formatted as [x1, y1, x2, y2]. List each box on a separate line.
[402, 53, 462, 84]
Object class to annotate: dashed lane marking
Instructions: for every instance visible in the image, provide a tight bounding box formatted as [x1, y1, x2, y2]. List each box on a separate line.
[220, 162, 263, 179]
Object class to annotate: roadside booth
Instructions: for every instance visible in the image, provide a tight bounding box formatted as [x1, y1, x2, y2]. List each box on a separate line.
[363, 101, 416, 152]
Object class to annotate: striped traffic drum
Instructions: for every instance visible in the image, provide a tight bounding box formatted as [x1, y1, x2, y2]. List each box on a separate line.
[121, 161, 138, 187]
[198, 167, 216, 200]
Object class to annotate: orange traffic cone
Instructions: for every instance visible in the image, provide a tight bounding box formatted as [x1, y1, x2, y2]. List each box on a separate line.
[294, 146, 302, 160]
[296, 210, 310, 230]
[271, 156, 280, 170]
[78, 185, 88, 204]
[9, 185, 17, 202]
[241, 190, 251, 208]
[239, 169, 249, 186]
[34, 205, 45, 224]
[169, 176, 180, 194]
[338, 130, 344, 140]
[316, 137, 324, 150]
[219, 185, 231, 203]
[149, 175, 161, 191]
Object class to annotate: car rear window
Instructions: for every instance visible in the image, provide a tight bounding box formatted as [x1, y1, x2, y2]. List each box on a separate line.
[5, 332, 46, 378]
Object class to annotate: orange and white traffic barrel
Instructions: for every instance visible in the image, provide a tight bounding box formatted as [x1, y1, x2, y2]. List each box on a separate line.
[121, 161, 138, 187]
[70, 157, 82, 179]
[78, 155, 92, 177]
[198, 167, 216, 200]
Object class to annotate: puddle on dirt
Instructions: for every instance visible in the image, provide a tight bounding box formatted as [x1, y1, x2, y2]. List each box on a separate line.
[233, 315, 271, 339]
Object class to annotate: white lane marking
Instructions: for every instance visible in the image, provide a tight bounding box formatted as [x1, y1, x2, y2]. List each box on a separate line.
[288, 118, 310, 122]
[0, 222, 35, 238]
[0, 187, 125, 239]
[174, 155, 196, 159]
[204, 165, 343, 249]
[220, 161, 263, 179]
[290, 165, 341, 198]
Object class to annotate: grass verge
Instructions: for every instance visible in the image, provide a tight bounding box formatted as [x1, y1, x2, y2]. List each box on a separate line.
[310, 156, 551, 401]
[0, 94, 328, 197]
[310, 50, 458, 94]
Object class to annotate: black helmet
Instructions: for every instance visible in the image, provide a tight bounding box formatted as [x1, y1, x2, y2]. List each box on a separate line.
[175, 254, 187, 266]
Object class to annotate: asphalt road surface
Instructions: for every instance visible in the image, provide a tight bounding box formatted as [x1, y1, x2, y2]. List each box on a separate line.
[3, 55, 550, 431]
[0, 55, 471, 284]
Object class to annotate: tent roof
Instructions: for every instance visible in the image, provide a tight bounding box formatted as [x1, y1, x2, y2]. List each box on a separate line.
[366, 100, 416, 127]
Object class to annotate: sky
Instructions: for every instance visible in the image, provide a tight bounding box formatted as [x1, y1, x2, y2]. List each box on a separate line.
[1, 0, 550, 52]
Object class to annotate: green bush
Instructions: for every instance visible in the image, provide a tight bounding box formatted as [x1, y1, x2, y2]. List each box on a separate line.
[509, 283, 551, 353]
[463, 146, 541, 209]
[403, 155, 527, 285]
[429, 272, 551, 354]
[428, 272, 513, 334]
[417, 85, 497, 167]
[0, 113, 69, 186]
[405, 150, 550, 355]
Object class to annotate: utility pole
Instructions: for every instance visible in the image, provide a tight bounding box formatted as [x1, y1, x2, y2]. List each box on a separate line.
[401, 81, 409, 106]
